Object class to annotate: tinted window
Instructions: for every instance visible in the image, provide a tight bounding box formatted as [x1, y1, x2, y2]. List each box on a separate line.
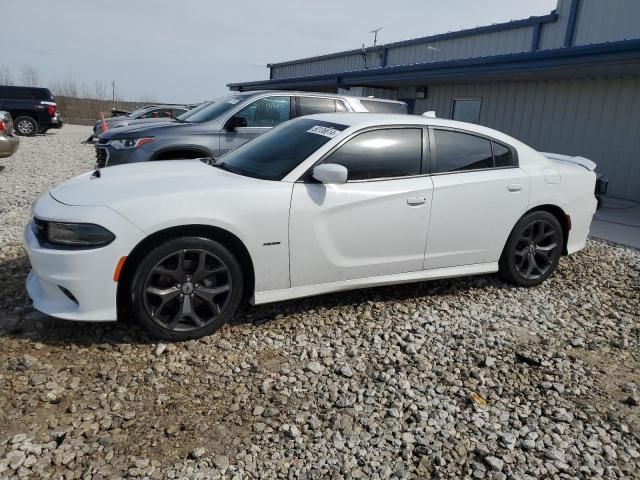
[434, 130, 492, 173]
[236, 96, 290, 127]
[451, 99, 481, 123]
[4, 87, 34, 100]
[298, 97, 336, 116]
[493, 142, 514, 167]
[360, 100, 408, 114]
[221, 119, 347, 180]
[325, 128, 422, 181]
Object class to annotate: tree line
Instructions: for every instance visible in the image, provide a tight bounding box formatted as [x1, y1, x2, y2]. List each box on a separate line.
[0, 64, 157, 125]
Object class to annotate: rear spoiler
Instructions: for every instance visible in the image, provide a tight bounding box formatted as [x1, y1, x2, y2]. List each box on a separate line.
[541, 152, 596, 171]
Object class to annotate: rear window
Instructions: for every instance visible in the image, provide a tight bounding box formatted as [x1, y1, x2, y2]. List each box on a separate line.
[360, 100, 408, 114]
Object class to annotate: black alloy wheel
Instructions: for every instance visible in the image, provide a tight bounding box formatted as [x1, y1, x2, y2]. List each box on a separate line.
[131, 237, 243, 340]
[499, 211, 563, 286]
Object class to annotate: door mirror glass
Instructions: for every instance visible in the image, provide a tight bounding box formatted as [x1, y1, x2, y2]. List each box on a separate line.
[312, 164, 348, 184]
[225, 115, 248, 131]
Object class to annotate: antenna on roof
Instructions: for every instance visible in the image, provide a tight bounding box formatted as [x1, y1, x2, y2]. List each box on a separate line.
[369, 27, 383, 46]
[361, 43, 368, 69]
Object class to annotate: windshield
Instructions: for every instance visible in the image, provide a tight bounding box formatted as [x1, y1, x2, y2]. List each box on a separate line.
[219, 118, 348, 180]
[177, 101, 213, 121]
[128, 106, 153, 118]
[184, 94, 251, 123]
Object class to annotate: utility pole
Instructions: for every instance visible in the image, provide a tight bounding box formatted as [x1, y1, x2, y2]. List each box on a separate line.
[111, 80, 116, 108]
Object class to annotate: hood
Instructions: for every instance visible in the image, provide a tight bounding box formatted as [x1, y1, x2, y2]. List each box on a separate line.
[99, 119, 218, 140]
[107, 117, 175, 130]
[49, 160, 257, 208]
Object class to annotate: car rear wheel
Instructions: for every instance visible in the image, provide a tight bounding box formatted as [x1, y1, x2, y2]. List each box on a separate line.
[131, 236, 243, 340]
[14, 116, 38, 137]
[499, 211, 563, 287]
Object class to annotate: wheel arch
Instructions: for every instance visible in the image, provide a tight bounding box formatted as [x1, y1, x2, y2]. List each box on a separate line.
[116, 224, 255, 319]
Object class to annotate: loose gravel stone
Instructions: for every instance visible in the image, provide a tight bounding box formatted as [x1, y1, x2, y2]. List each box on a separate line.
[0, 126, 639, 478]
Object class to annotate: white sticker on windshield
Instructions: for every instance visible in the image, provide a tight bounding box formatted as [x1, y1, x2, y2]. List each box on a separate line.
[227, 98, 241, 104]
[307, 125, 341, 138]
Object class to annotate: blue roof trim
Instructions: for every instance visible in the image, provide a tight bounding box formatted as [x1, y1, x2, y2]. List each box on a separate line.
[228, 39, 640, 91]
[266, 12, 558, 68]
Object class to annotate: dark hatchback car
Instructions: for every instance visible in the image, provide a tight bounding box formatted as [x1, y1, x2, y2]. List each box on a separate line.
[0, 85, 63, 136]
[94, 91, 407, 168]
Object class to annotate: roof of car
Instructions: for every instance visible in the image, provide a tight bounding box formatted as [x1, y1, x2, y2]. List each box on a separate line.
[303, 112, 469, 128]
[236, 90, 405, 104]
[302, 113, 525, 147]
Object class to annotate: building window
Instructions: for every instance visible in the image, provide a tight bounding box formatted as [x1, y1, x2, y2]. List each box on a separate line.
[451, 98, 481, 124]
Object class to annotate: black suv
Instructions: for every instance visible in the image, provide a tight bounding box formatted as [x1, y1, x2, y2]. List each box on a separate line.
[0, 85, 63, 136]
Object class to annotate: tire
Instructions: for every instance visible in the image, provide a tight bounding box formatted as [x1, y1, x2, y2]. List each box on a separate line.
[130, 236, 243, 341]
[499, 211, 564, 287]
[14, 116, 38, 137]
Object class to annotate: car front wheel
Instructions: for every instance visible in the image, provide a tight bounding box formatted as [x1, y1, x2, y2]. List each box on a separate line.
[499, 211, 563, 287]
[131, 236, 243, 340]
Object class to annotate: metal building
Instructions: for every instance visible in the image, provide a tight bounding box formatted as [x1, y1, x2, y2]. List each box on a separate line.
[229, 0, 640, 201]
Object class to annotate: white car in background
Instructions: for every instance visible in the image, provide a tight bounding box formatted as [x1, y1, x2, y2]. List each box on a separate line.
[24, 113, 598, 340]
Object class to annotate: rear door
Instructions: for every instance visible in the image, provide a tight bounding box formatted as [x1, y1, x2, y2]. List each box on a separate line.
[425, 128, 529, 269]
[219, 95, 291, 155]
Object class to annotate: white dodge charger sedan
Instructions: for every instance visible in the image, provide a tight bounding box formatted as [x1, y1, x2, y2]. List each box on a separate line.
[24, 113, 598, 340]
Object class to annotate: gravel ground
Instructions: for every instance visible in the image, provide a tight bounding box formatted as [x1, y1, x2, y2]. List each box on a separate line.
[0, 127, 639, 479]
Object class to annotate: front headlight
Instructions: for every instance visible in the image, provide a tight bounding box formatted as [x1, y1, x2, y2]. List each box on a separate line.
[32, 219, 115, 248]
[110, 137, 154, 150]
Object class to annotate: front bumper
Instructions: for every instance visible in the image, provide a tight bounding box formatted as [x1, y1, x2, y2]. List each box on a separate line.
[0, 134, 19, 158]
[23, 194, 146, 322]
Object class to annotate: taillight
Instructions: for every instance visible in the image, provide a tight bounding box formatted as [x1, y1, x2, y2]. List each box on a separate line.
[0, 120, 5, 132]
[47, 105, 56, 117]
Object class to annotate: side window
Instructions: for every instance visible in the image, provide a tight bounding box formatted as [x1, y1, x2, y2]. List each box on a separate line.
[298, 97, 336, 116]
[11, 88, 34, 100]
[434, 130, 492, 173]
[325, 128, 422, 181]
[236, 96, 291, 127]
[493, 142, 514, 167]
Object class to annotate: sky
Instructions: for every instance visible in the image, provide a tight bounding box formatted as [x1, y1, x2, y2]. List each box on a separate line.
[3, 0, 557, 103]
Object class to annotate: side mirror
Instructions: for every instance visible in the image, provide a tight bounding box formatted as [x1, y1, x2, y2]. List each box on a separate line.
[312, 163, 348, 184]
[225, 116, 248, 131]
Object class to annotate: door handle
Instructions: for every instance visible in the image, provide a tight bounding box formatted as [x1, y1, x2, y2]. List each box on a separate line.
[407, 196, 426, 206]
[507, 183, 523, 192]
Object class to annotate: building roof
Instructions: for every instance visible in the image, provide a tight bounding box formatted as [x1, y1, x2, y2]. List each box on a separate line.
[265, 13, 558, 68]
[228, 39, 640, 92]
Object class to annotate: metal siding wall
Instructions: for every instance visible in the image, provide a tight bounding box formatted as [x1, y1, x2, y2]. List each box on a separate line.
[271, 24, 537, 79]
[538, 0, 572, 49]
[416, 77, 640, 200]
[385, 27, 535, 67]
[574, 0, 640, 45]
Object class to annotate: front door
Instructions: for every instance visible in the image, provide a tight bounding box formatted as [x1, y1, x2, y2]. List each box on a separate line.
[289, 127, 433, 287]
[219, 96, 291, 155]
